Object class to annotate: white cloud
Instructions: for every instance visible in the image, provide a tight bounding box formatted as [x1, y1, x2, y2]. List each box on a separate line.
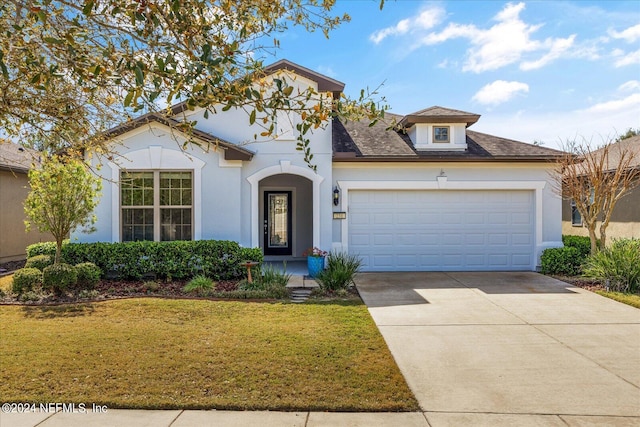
[369, 6, 445, 44]
[614, 48, 640, 67]
[619, 80, 640, 92]
[418, 2, 577, 73]
[473, 103, 640, 149]
[472, 80, 529, 106]
[609, 23, 640, 43]
[520, 35, 576, 70]
[582, 93, 640, 114]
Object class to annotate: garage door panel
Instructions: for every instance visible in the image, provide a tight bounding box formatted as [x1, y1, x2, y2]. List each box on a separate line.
[348, 190, 534, 271]
[512, 233, 533, 245]
[466, 234, 486, 245]
[488, 212, 509, 225]
[374, 213, 393, 225]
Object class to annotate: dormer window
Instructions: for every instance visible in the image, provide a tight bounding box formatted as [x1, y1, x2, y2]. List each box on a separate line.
[433, 126, 450, 143]
[399, 106, 480, 152]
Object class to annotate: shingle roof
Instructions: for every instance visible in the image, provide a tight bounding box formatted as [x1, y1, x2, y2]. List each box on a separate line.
[332, 116, 564, 162]
[591, 135, 640, 171]
[0, 142, 41, 173]
[399, 106, 481, 128]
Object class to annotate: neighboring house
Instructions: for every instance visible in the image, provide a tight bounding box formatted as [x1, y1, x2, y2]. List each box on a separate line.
[77, 60, 563, 271]
[562, 136, 640, 240]
[0, 143, 54, 262]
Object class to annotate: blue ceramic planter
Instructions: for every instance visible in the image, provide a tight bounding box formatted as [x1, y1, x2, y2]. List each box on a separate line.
[307, 256, 325, 278]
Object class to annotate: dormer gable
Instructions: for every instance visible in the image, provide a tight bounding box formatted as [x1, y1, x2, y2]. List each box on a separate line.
[399, 106, 481, 151]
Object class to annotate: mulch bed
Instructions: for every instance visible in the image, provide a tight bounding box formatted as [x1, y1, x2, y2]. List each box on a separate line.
[0, 278, 243, 305]
[554, 275, 606, 292]
[0, 259, 26, 275]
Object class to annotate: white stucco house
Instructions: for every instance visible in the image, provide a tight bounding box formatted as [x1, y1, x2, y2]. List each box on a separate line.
[77, 60, 563, 272]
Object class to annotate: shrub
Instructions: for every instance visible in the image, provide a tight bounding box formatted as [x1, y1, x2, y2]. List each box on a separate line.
[562, 235, 593, 258]
[240, 263, 289, 290]
[183, 275, 215, 293]
[19, 291, 43, 302]
[583, 239, 640, 293]
[259, 263, 291, 287]
[58, 240, 263, 280]
[540, 247, 583, 276]
[316, 251, 362, 292]
[26, 240, 68, 258]
[43, 263, 78, 295]
[143, 281, 159, 293]
[25, 254, 53, 271]
[75, 262, 102, 289]
[12, 268, 43, 294]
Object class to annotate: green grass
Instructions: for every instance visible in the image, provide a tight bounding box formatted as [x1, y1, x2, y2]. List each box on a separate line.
[595, 291, 640, 309]
[0, 298, 418, 411]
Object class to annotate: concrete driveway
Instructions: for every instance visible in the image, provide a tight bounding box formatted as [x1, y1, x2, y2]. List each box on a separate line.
[356, 272, 640, 426]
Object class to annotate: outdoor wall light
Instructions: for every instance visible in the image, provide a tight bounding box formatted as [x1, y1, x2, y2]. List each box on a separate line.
[333, 187, 340, 206]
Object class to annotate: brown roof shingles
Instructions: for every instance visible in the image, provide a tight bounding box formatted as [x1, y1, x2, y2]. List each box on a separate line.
[0, 142, 41, 173]
[332, 116, 564, 162]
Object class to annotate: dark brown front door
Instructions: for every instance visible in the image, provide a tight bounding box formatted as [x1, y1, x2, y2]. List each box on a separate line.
[264, 191, 292, 256]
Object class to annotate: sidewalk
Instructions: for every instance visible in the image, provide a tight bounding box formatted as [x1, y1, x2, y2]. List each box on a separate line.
[6, 409, 640, 427]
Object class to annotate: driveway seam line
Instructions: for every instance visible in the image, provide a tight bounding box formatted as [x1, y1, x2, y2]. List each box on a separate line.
[446, 273, 640, 391]
[531, 323, 640, 391]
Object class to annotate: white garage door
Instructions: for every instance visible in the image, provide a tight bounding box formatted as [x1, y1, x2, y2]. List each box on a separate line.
[348, 190, 535, 271]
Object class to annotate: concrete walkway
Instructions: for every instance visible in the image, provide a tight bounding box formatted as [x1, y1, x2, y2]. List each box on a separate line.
[356, 271, 640, 426]
[3, 272, 639, 427]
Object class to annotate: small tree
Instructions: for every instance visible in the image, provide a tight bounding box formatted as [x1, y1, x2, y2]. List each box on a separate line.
[24, 157, 102, 264]
[553, 138, 640, 254]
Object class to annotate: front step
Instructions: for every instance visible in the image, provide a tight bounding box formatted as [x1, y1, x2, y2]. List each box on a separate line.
[289, 287, 313, 303]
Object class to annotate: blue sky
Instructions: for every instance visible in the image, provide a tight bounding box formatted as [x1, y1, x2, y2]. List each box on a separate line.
[265, 0, 640, 149]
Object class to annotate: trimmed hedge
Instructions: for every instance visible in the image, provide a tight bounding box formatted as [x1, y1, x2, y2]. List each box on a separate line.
[26, 241, 68, 258]
[562, 235, 592, 257]
[12, 268, 43, 294]
[540, 247, 583, 276]
[540, 235, 595, 276]
[25, 255, 53, 271]
[75, 262, 102, 289]
[43, 263, 78, 295]
[28, 240, 263, 280]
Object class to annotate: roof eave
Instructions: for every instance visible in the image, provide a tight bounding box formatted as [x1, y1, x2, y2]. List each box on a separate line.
[332, 155, 561, 163]
[399, 114, 481, 128]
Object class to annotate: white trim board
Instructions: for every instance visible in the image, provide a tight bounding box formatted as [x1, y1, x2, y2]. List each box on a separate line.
[107, 146, 206, 242]
[336, 179, 547, 266]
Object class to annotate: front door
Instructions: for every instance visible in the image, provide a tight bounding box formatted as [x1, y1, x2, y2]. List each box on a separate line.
[264, 191, 292, 256]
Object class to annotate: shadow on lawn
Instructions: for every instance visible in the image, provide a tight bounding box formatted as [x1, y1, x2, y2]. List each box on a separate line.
[22, 303, 97, 319]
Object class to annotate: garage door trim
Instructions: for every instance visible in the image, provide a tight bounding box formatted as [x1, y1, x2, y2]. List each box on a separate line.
[336, 179, 545, 266]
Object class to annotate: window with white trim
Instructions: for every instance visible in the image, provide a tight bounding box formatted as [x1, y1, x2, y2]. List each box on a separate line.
[121, 171, 193, 241]
[433, 126, 450, 143]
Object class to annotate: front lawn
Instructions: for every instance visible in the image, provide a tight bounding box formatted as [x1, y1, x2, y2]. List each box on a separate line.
[0, 298, 418, 411]
[594, 291, 640, 309]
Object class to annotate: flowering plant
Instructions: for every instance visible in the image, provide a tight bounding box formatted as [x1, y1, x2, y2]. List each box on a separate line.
[303, 247, 327, 257]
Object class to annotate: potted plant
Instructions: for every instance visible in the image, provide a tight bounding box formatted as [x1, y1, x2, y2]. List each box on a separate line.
[303, 247, 327, 278]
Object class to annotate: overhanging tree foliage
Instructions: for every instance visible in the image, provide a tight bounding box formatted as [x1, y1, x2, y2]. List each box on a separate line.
[1, 1, 389, 162]
[24, 156, 102, 264]
[553, 138, 640, 254]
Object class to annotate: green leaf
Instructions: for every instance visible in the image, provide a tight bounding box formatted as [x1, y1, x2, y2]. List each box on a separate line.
[283, 86, 293, 97]
[83, 1, 95, 15]
[124, 91, 134, 107]
[134, 66, 144, 85]
[43, 37, 63, 45]
[249, 109, 256, 125]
